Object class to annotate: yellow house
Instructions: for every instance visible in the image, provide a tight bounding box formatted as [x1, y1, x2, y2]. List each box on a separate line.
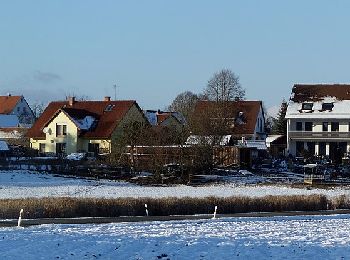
[26, 97, 148, 156]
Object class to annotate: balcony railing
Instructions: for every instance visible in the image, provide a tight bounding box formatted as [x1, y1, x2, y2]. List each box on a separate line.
[289, 131, 350, 139]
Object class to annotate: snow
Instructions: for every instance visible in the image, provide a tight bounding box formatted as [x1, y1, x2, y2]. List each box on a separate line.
[66, 153, 85, 161]
[1, 214, 350, 259]
[266, 135, 283, 148]
[186, 135, 232, 145]
[0, 141, 9, 151]
[143, 110, 158, 125]
[1, 170, 350, 199]
[73, 115, 95, 130]
[286, 96, 350, 119]
[0, 129, 23, 139]
[0, 114, 19, 127]
[239, 140, 267, 150]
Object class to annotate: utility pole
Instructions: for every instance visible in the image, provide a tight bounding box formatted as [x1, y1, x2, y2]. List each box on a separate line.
[113, 84, 117, 101]
[113, 84, 121, 100]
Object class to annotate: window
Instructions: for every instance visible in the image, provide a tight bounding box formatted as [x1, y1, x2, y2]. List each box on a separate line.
[104, 104, 115, 111]
[323, 122, 328, 132]
[56, 124, 67, 137]
[296, 122, 302, 131]
[302, 103, 313, 110]
[322, 103, 333, 111]
[305, 122, 313, 131]
[56, 143, 66, 156]
[331, 122, 339, 132]
[39, 143, 45, 154]
[17, 107, 20, 112]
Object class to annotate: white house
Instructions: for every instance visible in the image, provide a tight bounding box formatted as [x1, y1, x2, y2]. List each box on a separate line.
[0, 94, 35, 127]
[286, 84, 350, 161]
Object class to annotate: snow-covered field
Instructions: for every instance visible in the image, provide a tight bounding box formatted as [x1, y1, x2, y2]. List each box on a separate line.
[1, 170, 350, 199]
[1, 214, 350, 259]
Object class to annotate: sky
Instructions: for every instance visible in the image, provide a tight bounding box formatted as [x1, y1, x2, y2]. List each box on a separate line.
[1, 1, 350, 111]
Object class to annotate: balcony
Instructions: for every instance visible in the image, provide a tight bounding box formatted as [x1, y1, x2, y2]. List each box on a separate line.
[289, 131, 350, 139]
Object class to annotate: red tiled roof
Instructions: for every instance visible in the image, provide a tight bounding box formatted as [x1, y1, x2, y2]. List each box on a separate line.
[0, 96, 21, 114]
[193, 100, 263, 135]
[291, 84, 350, 102]
[26, 100, 138, 139]
[156, 113, 170, 124]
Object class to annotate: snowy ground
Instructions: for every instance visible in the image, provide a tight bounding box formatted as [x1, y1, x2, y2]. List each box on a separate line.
[1, 170, 350, 199]
[1, 214, 350, 259]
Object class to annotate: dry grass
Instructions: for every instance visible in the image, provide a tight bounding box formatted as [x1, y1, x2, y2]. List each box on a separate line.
[0, 194, 344, 219]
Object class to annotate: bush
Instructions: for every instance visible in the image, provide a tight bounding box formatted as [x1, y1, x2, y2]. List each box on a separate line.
[0, 194, 339, 219]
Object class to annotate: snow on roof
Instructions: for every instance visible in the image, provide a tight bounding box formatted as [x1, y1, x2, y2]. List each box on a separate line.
[185, 135, 232, 146]
[0, 141, 9, 151]
[286, 97, 350, 119]
[266, 135, 283, 147]
[0, 129, 23, 139]
[143, 110, 158, 125]
[72, 116, 96, 130]
[0, 115, 19, 127]
[239, 140, 267, 150]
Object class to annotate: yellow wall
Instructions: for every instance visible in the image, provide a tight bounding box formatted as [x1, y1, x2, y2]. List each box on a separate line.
[31, 103, 147, 155]
[31, 111, 78, 154]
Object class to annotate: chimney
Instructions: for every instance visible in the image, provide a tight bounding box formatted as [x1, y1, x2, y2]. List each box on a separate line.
[68, 96, 76, 106]
[104, 96, 111, 102]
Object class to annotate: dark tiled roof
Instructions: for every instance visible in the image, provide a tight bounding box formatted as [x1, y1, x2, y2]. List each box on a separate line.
[26, 100, 138, 139]
[193, 100, 263, 135]
[291, 84, 350, 102]
[0, 96, 21, 114]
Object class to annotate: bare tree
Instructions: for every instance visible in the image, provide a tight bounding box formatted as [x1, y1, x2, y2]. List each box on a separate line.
[204, 69, 245, 102]
[64, 93, 90, 101]
[31, 102, 46, 119]
[167, 91, 199, 120]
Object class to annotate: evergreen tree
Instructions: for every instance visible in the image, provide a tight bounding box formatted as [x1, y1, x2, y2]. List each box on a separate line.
[272, 99, 287, 135]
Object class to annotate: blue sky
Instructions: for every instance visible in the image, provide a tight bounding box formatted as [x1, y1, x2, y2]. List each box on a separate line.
[1, 1, 350, 110]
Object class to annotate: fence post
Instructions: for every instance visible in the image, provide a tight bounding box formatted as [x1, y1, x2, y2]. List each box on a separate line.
[212, 206, 218, 219]
[17, 209, 24, 227]
[145, 204, 149, 216]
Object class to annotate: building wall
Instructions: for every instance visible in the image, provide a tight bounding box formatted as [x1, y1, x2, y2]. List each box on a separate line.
[253, 106, 266, 140]
[111, 104, 148, 152]
[31, 112, 78, 155]
[11, 97, 35, 126]
[287, 118, 350, 157]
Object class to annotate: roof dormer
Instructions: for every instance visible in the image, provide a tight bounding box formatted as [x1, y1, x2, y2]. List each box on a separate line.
[321, 102, 334, 111]
[302, 103, 313, 110]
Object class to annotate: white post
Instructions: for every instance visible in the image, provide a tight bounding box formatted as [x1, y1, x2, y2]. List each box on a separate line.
[212, 206, 218, 219]
[17, 209, 24, 227]
[145, 204, 149, 217]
